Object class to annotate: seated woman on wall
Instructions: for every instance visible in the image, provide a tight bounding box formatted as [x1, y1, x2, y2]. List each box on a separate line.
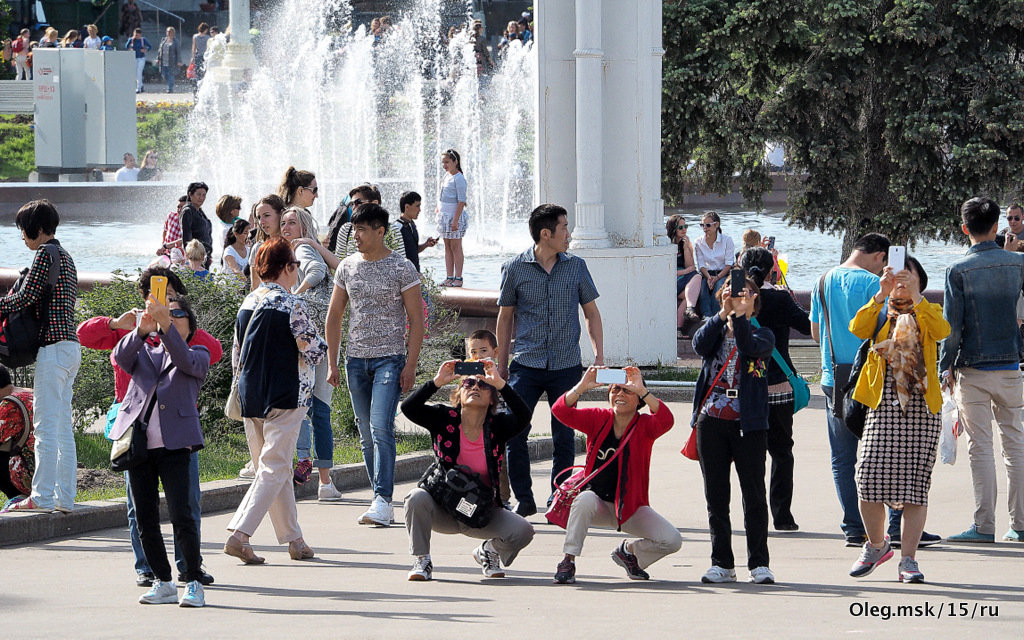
[667, 214, 703, 334]
[0, 365, 35, 506]
[400, 359, 535, 581]
[551, 366, 680, 584]
[694, 211, 735, 318]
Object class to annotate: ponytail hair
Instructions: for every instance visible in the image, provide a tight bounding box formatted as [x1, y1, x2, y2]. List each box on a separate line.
[224, 218, 250, 249]
[442, 149, 463, 173]
[278, 166, 316, 205]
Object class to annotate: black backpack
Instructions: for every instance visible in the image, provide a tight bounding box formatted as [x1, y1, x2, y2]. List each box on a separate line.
[0, 245, 60, 369]
[325, 202, 351, 253]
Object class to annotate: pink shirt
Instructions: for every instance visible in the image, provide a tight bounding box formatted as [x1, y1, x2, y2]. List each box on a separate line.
[457, 429, 490, 485]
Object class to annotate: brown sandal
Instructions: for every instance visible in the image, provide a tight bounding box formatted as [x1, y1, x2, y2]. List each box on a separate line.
[288, 540, 315, 560]
[224, 536, 266, 565]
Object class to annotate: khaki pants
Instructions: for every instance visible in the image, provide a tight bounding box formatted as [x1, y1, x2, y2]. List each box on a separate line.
[404, 488, 534, 565]
[955, 368, 1024, 533]
[563, 490, 682, 569]
[227, 407, 307, 543]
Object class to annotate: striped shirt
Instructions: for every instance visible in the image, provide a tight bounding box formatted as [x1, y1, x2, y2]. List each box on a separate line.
[0, 240, 78, 345]
[498, 247, 599, 370]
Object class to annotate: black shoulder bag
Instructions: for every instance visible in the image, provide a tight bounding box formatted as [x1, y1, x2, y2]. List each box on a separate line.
[418, 461, 495, 529]
[0, 244, 60, 369]
[111, 364, 173, 472]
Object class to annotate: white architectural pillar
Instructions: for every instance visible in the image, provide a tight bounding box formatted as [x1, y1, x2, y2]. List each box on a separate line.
[211, 0, 255, 83]
[570, 0, 610, 249]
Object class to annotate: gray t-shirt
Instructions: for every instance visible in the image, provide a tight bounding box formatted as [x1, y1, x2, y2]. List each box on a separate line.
[334, 251, 420, 358]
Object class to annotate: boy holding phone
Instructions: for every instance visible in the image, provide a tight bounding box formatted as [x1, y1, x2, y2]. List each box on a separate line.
[397, 191, 439, 273]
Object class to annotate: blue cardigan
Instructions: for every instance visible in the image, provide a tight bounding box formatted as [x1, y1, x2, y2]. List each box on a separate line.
[691, 313, 775, 434]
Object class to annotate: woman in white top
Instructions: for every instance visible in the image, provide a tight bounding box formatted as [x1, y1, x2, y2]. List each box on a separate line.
[436, 149, 468, 287]
[83, 24, 101, 49]
[693, 211, 735, 317]
[222, 219, 250, 281]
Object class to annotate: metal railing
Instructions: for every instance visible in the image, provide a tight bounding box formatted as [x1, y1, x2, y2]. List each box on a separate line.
[136, 0, 186, 48]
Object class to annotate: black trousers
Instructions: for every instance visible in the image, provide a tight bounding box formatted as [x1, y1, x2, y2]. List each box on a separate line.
[127, 447, 201, 583]
[0, 451, 21, 500]
[766, 399, 797, 528]
[696, 414, 770, 570]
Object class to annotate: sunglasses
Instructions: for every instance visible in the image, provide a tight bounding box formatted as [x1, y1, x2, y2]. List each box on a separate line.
[700, 223, 716, 228]
[349, 198, 366, 208]
[461, 378, 494, 392]
[303, 186, 318, 194]
[608, 384, 635, 395]
[169, 308, 188, 319]
[288, 260, 301, 268]
[1008, 216, 1021, 222]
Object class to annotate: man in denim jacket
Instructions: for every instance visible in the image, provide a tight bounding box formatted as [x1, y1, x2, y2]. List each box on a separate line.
[941, 197, 1024, 543]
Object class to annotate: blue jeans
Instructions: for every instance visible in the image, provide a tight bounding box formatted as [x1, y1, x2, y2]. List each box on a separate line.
[126, 450, 201, 575]
[31, 341, 81, 510]
[506, 362, 583, 508]
[346, 355, 405, 501]
[822, 386, 864, 537]
[161, 64, 175, 92]
[296, 395, 334, 469]
[699, 273, 726, 317]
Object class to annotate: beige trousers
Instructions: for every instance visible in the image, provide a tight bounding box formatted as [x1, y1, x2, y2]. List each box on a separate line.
[227, 407, 307, 543]
[955, 368, 1024, 533]
[563, 490, 682, 569]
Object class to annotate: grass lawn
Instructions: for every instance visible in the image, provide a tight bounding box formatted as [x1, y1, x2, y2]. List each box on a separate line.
[74, 431, 433, 502]
[643, 365, 699, 382]
[0, 114, 34, 181]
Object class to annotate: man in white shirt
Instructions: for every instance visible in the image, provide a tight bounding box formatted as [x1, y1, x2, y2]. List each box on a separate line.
[114, 153, 140, 182]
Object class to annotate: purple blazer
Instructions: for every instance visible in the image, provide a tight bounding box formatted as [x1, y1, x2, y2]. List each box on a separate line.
[110, 325, 210, 451]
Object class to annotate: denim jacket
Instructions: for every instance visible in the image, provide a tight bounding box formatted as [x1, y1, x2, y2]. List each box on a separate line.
[940, 241, 1024, 371]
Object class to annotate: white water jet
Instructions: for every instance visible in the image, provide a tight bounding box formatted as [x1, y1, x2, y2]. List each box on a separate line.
[182, 0, 536, 252]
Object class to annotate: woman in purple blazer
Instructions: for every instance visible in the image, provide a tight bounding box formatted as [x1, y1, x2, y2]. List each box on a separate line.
[111, 296, 210, 608]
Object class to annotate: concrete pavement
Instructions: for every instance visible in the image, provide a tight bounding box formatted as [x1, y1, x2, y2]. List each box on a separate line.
[4, 392, 1022, 638]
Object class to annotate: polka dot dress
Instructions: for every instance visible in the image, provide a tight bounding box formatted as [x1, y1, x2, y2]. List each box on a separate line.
[855, 370, 940, 508]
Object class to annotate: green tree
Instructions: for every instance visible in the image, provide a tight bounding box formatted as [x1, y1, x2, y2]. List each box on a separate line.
[663, 0, 1024, 253]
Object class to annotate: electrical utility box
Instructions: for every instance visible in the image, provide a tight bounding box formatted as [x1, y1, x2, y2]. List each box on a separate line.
[33, 48, 87, 171]
[82, 50, 137, 168]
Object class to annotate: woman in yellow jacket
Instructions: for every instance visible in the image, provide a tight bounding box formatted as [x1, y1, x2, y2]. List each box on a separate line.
[847, 256, 950, 584]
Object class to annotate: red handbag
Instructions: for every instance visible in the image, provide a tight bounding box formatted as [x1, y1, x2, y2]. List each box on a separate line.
[545, 416, 638, 529]
[681, 346, 737, 461]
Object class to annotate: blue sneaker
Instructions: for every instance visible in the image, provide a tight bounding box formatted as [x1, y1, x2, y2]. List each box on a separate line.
[947, 525, 994, 543]
[1003, 528, 1024, 542]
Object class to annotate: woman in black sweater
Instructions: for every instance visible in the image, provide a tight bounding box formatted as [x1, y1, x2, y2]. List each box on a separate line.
[739, 247, 811, 531]
[400, 360, 534, 582]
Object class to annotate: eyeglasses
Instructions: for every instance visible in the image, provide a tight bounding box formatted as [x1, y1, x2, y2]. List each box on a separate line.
[461, 378, 494, 392]
[169, 309, 188, 319]
[303, 186, 318, 195]
[1008, 216, 1021, 222]
[288, 260, 301, 268]
[700, 223, 716, 228]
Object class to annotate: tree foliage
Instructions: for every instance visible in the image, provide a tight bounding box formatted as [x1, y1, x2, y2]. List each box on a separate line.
[663, 0, 1024, 251]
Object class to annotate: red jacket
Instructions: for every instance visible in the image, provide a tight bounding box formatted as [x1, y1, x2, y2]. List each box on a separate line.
[77, 316, 223, 402]
[552, 395, 674, 525]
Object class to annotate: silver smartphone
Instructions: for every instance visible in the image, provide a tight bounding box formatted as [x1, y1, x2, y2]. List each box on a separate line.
[888, 245, 906, 273]
[595, 368, 627, 385]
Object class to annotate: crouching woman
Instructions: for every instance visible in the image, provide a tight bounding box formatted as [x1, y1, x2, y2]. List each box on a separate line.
[551, 366, 680, 584]
[400, 359, 534, 581]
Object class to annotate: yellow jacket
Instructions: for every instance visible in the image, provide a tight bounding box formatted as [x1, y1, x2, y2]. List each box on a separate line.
[848, 297, 951, 414]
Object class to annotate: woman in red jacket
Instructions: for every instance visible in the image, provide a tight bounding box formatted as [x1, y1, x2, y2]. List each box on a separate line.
[551, 366, 680, 584]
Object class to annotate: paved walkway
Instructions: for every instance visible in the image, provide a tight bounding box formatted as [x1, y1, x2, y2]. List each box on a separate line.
[6, 395, 1022, 638]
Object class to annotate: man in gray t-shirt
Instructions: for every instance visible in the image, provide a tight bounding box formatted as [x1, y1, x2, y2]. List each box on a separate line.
[326, 204, 424, 527]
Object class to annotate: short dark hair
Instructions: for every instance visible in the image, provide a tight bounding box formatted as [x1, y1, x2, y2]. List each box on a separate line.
[739, 247, 774, 287]
[1008, 203, 1023, 215]
[349, 183, 381, 203]
[167, 296, 197, 342]
[467, 329, 497, 348]
[962, 197, 1001, 235]
[852, 232, 891, 255]
[139, 266, 187, 299]
[0, 364, 11, 389]
[528, 204, 567, 243]
[906, 255, 928, 292]
[15, 199, 60, 240]
[399, 191, 421, 212]
[351, 203, 389, 229]
[187, 181, 209, 196]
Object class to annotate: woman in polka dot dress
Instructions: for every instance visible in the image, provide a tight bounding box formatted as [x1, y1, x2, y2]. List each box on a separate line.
[399, 359, 534, 581]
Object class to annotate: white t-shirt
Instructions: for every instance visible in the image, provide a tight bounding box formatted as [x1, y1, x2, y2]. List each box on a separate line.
[334, 251, 420, 358]
[115, 167, 140, 182]
[83, 36, 102, 49]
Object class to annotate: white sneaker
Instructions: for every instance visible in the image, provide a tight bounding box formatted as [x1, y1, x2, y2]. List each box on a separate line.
[238, 460, 256, 481]
[701, 566, 737, 583]
[179, 580, 205, 608]
[408, 555, 433, 581]
[317, 482, 343, 502]
[749, 566, 775, 584]
[139, 579, 178, 604]
[357, 496, 394, 526]
[472, 541, 505, 578]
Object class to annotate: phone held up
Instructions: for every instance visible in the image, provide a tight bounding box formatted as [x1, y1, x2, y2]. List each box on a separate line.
[888, 246, 906, 274]
[454, 361, 485, 375]
[149, 275, 168, 306]
[595, 368, 627, 385]
[729, 267, 747, 298]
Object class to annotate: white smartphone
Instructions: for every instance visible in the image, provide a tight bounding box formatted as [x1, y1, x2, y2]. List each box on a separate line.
[595, 368, 627, 385]
[888, 245, 906, 273]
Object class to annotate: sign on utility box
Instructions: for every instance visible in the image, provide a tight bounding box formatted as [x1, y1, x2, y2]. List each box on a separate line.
[33, 49, 137, 173]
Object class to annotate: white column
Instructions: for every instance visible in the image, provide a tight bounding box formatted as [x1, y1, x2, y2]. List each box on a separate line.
[214, 0, 255, 82]
[570, 0, 610, 249]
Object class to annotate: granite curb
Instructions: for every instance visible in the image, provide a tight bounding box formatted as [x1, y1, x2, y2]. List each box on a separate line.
[0, 435, 579, 548]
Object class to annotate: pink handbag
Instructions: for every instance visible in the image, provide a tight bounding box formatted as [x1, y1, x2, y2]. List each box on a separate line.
[545, 417, 638, 529]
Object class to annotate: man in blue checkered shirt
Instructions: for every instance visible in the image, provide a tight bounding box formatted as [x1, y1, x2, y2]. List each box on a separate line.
[496, 204, 605, 517]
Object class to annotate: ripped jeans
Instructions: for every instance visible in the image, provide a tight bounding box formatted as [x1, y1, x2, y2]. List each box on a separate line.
[345, 354, 406, 501]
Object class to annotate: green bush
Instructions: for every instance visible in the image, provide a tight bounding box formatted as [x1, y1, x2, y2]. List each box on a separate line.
[136, 105, 190, 167]
[0, 115, 34, 181]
